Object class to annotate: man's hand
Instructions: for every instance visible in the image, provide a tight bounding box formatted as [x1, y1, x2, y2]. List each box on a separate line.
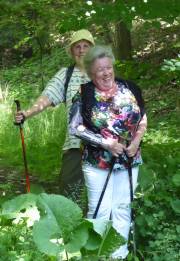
[15, 111, 26, 124]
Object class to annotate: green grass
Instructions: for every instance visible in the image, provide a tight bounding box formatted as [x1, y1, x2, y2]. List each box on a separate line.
[0, 97, 67, 180]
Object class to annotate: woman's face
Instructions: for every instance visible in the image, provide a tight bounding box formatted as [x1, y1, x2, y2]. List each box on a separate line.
[71, 40, 92, 66]
[91, 57, 114, 90]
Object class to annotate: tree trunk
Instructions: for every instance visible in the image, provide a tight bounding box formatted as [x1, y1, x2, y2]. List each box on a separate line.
[113, 21, 132, 60]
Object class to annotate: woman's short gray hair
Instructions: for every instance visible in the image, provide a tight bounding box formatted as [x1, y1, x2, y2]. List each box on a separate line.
[84, 45, 115, 77]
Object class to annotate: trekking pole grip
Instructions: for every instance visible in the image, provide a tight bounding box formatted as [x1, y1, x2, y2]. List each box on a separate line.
[14, 100, 26, 126]
[14, 100, 21, 126]
[14, 99, 21, 111]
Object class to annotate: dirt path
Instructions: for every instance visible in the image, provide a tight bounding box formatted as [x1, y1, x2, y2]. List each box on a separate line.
[0, 167, 60, 196]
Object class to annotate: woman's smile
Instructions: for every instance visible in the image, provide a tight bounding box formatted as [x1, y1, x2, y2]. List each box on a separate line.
[91, 57, 114, 90]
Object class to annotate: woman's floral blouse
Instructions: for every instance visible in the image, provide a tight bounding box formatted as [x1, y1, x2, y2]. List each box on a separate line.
[70, 81, 143, 170]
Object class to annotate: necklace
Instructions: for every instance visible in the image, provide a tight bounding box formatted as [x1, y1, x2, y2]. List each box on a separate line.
[96, 82, 118, 99]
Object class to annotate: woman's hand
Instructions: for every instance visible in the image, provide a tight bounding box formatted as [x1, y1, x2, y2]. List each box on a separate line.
[103, 138, 126, 157]
[125, 141, 139, 157]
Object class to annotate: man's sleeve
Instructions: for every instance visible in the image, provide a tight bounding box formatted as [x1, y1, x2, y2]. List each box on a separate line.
[42, 68, 66, 106]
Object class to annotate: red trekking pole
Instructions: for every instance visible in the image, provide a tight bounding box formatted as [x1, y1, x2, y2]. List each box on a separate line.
[14, 100, 31, 193]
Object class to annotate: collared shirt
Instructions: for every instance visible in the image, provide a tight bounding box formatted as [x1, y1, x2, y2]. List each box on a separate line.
[42, 67, 90, 150]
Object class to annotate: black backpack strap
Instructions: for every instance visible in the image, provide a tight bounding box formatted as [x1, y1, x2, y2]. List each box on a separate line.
[81, 81, 99, 133]
[64, 64, 75, 103]
[124, 80, 145, 117]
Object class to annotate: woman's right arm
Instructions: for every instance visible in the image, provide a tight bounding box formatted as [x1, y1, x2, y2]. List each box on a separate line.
[15, 95, 52, 123]
[69, 96, 125, 156]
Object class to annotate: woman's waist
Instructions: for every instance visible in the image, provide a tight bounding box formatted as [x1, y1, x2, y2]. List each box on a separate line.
[82, 146, 142, 169]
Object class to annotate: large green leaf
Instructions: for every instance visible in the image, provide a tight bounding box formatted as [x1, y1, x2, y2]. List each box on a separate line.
[81, 219, 125, 257]
[31, 193, 83, 256]
[33, 216, 64, 256]
[88, 218, 111, 237]
[84, 230, 101, 251]
[97, 222, 125, 256]
[65, 221, 89, 253]
[37, 193, 83, 239]
[65, 219, 104, 253]
[1, 193, 84, 256]
[74, 219, 102, 252]
[1, 193, 38, 219]
[66, 218, 124, 257]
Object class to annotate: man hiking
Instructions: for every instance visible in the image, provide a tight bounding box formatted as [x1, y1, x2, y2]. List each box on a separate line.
[15, 29, 95, 202]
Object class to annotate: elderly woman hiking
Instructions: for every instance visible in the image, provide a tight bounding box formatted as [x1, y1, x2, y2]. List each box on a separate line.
[15, 29, 95, 200]
[69, 45, 147, 259]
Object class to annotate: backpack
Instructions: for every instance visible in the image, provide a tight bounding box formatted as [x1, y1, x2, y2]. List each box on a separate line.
[64, 64, 75, 103]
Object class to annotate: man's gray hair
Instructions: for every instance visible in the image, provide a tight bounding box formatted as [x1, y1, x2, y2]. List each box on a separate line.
[84, 45, 115, 77]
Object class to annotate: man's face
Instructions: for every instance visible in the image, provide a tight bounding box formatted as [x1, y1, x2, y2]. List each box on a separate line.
[71, 40, 92, 66]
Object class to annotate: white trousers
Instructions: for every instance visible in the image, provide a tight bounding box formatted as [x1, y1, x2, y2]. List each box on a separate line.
[83, 164, 139, 259]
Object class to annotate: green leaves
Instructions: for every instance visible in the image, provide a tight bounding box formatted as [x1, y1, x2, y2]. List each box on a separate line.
[171, 199, 180, 214]
[32, 193, 83, 256]
[147, 223, 180, 261]
[1, 193, 38, 219]
[37, 193, 83, 238]
[172, 172, 180, 187]
[138, 165, 154, 190]
[65, 221, 90, 253]
[96, 220, 124, 257]
[33, 216, 63, 256]
[1, 193, 83, 256]
[162, 56, 180, 72]
[1, 193, 123, 259]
